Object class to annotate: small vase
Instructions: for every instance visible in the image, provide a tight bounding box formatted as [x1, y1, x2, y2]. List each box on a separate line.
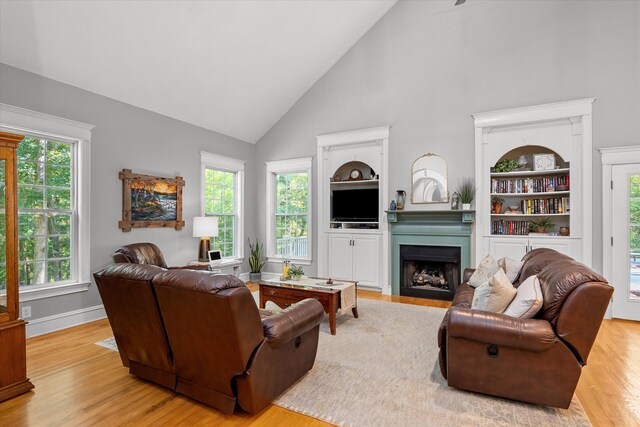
[249, 272, 262, 283]
[289, 275, 301, 281]
[462, 203, 471, 210]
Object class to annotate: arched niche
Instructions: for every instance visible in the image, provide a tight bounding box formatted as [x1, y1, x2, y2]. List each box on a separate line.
[492, 145, 567, 172]
[331, 160, 376, 181]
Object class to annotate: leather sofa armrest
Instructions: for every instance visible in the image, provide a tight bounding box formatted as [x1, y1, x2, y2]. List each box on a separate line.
[262, 299, 324, 348]
[448, 307, 557, 352]
[463, 268, 475, 283]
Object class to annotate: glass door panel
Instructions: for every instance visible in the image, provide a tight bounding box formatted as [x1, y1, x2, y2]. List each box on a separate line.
[0, 158, 6, 314]
[629, 175, 640, 302]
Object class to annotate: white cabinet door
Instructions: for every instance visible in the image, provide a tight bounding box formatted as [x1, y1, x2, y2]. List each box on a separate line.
[327, 234, 353, 281]
[488, 238, 528, 261]
[529, 240, 573, 257]
[352, 235, 381, 288]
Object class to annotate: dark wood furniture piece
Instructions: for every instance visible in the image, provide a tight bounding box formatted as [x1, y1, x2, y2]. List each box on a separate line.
[0, 131, 34, 402]
[259, 278, 359, 335]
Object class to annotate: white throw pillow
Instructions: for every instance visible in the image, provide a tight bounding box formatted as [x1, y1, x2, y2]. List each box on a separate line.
[471, 268, 517, 313]
[498, 257, 524, 283]
[468, 255, 500, 288]
[503, 275, 543, 319]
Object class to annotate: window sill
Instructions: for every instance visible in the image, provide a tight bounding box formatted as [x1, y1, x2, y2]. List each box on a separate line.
[19, 281, 91, 302]
[267, 257, 312, 266]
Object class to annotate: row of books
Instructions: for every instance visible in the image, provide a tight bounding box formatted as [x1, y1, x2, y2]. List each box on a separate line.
[491, 176, 570, 194]
[492, 220, 530, 235]
[520, 198, 569, 214]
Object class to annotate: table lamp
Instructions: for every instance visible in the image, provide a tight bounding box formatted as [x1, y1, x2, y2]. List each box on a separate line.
[193, 216, 218, 262]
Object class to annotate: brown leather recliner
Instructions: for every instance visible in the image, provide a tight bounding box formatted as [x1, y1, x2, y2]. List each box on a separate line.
[94, 264, 325, 415]
[94, 263, 177, 389]
[152, 269, 325, 414]
[438, 248, 613, 408]
[112, 242, 207, 270]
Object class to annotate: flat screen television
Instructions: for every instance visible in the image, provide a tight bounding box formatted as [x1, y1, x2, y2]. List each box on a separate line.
[332, 188, 379, 222]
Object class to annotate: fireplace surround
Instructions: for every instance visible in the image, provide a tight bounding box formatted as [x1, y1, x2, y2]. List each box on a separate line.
[389, 210, 474, 301]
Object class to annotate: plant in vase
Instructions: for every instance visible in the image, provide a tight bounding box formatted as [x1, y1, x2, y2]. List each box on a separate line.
[288, 265, 304, 281]
[491, 196, 504, 214]
[529, 217, 554, 234]
[457, 178, 476, 210]
[248, 238, 265, 282]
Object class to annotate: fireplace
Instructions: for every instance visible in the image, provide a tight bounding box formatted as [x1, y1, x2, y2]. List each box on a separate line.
[400, 245, 460, 300]
[389, 210, 473, 299]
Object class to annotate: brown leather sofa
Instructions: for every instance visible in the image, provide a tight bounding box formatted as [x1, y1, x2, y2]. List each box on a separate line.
[112, 242, 208, 270]
[94, 264, 324, 414]
[438, 248, 613, 408]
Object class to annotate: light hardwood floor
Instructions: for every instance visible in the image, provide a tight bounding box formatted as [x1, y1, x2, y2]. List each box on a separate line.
[0, 286, 637, 426]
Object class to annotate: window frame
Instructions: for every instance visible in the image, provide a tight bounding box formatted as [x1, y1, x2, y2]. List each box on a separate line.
[265, 157, 313, 265]
[1, 103, 92, 302]
[200, 151, 245, 263]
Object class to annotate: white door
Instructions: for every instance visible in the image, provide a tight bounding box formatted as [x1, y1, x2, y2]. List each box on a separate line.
[488, 238, 528, 261]
[327, 234, 353, 281]
[611, 165, 640, 320]
[352, 235, 381, 288]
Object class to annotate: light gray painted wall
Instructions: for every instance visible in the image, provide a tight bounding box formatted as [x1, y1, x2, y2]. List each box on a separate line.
[0, 63, 257, 320]
[255, 0, 640, 276]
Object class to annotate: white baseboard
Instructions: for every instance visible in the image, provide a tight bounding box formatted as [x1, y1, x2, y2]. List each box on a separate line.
[26, 305, 106, 338]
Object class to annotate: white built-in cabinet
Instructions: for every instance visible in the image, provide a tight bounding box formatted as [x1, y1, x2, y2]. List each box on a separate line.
[317, 126, 390, 292]
[327, 234, 381, 288]
[473, 99, 594, 265]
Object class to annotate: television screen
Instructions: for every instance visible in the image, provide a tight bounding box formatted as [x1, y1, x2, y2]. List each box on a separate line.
[332, 189, 379, 222]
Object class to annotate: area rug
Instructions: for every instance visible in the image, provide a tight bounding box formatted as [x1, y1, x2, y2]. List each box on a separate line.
[272, 298, 591, 427]
[96, 336, 118, 352]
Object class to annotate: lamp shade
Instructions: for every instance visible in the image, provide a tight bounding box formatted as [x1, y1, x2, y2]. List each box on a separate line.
[193, 216, 218, 238]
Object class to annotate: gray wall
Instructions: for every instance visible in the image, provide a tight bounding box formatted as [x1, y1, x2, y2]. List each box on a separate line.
[0, 63, 257, 320]
[255, 0, 640, 276]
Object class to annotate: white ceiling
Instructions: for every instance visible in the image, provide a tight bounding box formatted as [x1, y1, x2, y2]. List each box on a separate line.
[0, 0, 395, 143]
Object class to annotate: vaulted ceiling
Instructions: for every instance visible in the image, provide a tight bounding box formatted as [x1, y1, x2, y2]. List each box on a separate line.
[0, 0, 396, 143]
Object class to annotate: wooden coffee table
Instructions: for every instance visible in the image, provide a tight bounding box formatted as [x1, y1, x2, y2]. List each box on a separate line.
[258, 278, 358, 335]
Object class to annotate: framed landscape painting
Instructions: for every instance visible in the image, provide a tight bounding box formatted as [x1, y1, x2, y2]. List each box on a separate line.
[118, 169, 185, 232]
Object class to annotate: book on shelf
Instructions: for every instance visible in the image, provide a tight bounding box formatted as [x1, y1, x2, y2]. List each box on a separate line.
[491, 175, 569, 194]
[491, 220, 530, 235]
[520, 197, 569, 214]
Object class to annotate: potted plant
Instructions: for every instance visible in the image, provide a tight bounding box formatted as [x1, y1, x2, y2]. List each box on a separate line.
[491, 196, 504, 214]
[457, 178, 476, 210]
[248, 238, 265, 282]
[288, 264, 305, 281]
[491, 158, 520, 173]
[530, 217, 554, 234]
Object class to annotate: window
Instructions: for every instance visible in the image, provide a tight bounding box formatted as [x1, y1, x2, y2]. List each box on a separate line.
[16, 137, 74, 286]
[266, 157, 312, 263]
[201, 152, 245, 260]
[1, 103, 92, 301]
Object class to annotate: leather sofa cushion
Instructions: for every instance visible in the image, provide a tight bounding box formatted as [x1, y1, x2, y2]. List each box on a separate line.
[152, 269, 246, 294]
[537, 258, 607, 326]
[95, 262, 166, 280]
[113, 242, 168, 268]
[515, 248, 572, 286]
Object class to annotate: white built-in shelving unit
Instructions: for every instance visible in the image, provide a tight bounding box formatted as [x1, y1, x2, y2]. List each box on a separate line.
[473, 98, 595, 265]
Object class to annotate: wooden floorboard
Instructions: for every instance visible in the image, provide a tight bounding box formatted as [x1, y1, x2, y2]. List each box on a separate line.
[0, 285, 637, 426]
